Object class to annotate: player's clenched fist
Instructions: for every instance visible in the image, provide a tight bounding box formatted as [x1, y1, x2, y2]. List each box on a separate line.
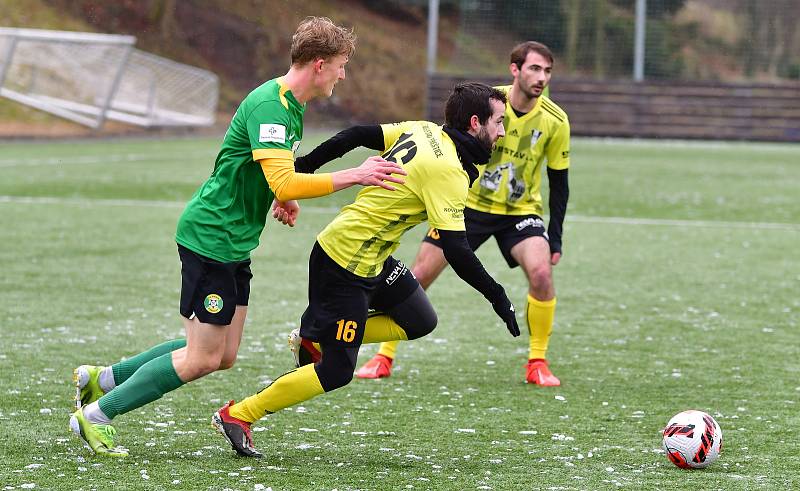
[272, 199, 300, 227]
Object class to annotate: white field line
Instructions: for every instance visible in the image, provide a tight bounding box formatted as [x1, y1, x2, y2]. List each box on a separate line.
[0, 151, 213, 168]
[1, 137, 795, 169]
[1, 195, 798, 232]
[0, 195, 186, 208]
[578, 136, 800, 152]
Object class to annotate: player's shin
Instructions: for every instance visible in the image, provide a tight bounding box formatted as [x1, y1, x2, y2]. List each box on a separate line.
[97, 352, 185, 420]
[228, 365, 324, 423]
[525, 295, 560, 386]
[527, 295, 556, 360]
[111, 339, 187, 385]
[377, 340, 399, 359]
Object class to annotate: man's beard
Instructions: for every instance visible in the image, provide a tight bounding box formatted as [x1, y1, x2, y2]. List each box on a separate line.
[476, 126, 494, 152]
[520, 83, 544, 100]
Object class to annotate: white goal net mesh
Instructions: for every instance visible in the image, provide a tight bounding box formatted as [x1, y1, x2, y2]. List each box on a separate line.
[0, 28, 218, 128]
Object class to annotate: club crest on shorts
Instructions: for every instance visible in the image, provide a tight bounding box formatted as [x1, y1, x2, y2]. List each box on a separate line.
[204, 294, 223, 313]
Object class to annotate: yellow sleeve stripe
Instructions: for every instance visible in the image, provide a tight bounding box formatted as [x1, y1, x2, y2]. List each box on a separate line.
[253, 148, 294, 161]
[259, 157, 334, 201]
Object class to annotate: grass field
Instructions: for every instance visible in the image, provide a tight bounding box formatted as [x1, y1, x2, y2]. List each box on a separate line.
[1, 133, 798, 490]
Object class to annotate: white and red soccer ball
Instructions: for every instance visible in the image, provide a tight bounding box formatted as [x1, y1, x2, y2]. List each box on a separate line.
[662, 410, 723, 469]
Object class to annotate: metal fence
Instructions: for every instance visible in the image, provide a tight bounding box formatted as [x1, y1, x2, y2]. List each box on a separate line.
[422, 0, 800, 83]
[417, 0, 800, 141]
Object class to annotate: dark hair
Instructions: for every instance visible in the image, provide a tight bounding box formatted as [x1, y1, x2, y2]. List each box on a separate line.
[291, 16, 356, 65]
[510, 41, 554, 68]
[444, 82, 507, 131]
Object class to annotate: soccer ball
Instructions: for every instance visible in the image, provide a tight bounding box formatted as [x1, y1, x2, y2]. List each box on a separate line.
[662, 410, 722, 469]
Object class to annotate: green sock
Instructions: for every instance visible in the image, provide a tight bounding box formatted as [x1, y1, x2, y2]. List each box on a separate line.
[99, 352, 185, 419]
[111, 339, 186, 385]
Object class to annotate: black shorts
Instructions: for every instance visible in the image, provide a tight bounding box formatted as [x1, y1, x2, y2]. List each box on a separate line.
[178, 244, 252, 325]
[423, 208, 548, 268]
[299, 242, 420, 346]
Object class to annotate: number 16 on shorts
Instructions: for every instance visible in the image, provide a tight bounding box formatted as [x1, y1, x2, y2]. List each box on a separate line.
[336, 319, 358, 343]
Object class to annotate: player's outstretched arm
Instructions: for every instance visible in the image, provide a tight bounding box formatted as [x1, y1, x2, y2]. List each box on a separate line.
[331, 156, 406, 192]
[288, 124, 405, 192]
[438, 230, 520, 337]
[260, 153, 405, 200]
[295, 125, 386, 173]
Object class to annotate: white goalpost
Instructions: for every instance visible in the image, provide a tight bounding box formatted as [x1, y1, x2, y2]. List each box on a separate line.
[0, 27, 218, 129]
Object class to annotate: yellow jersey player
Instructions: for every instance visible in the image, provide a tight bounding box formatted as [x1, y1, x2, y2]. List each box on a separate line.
[68, 17, 406, 458]
[211, 83, 520, 457]
[357, 41, 571, 386]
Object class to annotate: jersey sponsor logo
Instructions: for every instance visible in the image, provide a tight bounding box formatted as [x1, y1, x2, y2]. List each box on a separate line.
[385, 261, 409, 285]
[531, 129, 543, 146]
[515, 217, 544, 231]
[497, 145, 530, 160]
[443, 206, 464, 219]
[422, 124, 444, 157]
[204, 294, 223, 313]
[480, 165, 505, 191]
[480, 162, 525, 202]
[258, 123, 286, 143]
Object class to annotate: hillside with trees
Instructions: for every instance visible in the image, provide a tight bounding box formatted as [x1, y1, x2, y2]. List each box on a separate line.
[1, 0, 798, 136]
[0, 0, 432, 133]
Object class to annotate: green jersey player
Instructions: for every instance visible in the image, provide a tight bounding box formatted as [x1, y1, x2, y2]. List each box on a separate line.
[69, 16, 405, 457]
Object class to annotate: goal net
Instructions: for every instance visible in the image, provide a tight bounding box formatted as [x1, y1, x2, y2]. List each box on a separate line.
[0, 28, 218, 129]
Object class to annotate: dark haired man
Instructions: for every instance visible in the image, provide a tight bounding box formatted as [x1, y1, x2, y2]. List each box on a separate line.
[212, 82, 520, 458]
[357, 41, 571, 387]
[68, 17, 407, 457]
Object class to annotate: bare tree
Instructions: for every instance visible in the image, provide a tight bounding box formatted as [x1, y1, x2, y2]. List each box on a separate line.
[150, 0, 178, 42]
[563, 0, 580, 73]
[593, 0, 607, 78]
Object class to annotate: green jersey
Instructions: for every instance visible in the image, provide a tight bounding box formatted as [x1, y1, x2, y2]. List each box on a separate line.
[176, 77, 305, 262]
[467, 85, 570, 216]
[318, 121, 470, 278]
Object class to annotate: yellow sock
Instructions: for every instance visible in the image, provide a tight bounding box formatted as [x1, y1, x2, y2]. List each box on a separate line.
[377, 340, 399, 359]
[527, 295, 556, 360]
[362, 314, 408, 344]
[228, 364, 324, 423]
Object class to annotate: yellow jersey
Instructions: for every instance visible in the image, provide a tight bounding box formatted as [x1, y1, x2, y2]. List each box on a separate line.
[467, 85, 570, 216]
[318, 121, 470, 277]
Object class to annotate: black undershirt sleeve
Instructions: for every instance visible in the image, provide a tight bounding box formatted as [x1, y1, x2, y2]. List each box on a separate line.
[294, 125, 384, 173]
[546, 167, 569, 254]
[438, 229, 519, 336]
